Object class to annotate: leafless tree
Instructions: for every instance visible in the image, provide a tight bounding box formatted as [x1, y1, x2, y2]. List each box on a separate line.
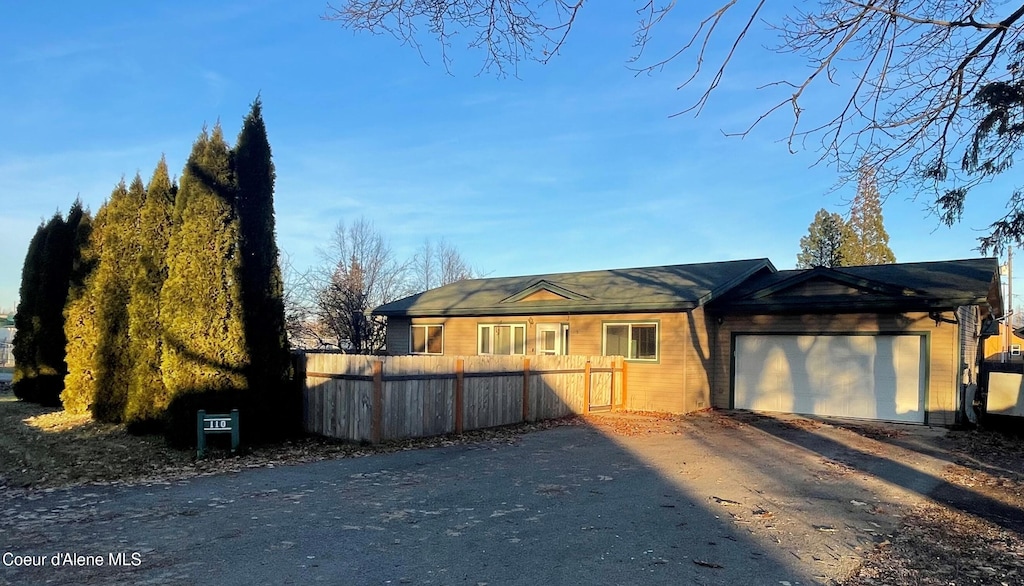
[327, 1, 1024, 250]
[411, 238, 436, 292]
[411, 237, 476, 291]
[280, 251, 327, 350]
[313, 219, 411, 353]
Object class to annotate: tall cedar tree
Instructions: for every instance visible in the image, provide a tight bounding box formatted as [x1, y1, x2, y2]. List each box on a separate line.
[125, 158, 177, 427]
[840, 166, 896, 266]
[23, 208, 82, 405]
[62, 203, 102, 414]
[12, 221, 47, 401]
[796, 209, 846, 268]
[90, 178, 146, 422]
[160, 125, 248, 442]
[31, 213, 69, 405]
[233, 98, 292, 438]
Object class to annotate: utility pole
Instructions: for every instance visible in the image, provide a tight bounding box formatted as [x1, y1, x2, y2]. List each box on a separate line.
[1005, 246, 1014, 362]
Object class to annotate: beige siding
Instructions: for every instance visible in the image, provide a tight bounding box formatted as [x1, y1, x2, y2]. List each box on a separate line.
[521, 289, 570, 302]
[397, 311, 703, 414]
[683, 308, 713, 412]
[710, 312, 960, 425]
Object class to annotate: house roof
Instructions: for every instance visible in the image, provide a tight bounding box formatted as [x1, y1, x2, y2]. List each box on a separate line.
[374, 258, 776, 317]
[710, 257, 1002, 315]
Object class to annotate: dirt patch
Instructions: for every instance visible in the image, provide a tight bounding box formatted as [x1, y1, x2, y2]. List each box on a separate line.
[581, 411, 688, 436]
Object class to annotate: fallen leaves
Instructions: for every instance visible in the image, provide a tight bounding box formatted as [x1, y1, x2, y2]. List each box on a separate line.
[710, 496, 742, 506]
[843, 427, 1024, 585]
[842, 501, 1024, 585]
[693, 559, 724, 569]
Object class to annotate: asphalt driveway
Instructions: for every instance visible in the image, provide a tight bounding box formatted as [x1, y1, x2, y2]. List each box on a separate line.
[1, 412, 965, 585]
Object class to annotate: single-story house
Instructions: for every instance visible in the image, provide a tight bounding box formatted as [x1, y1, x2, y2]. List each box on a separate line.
[373, 257, 1001, 426]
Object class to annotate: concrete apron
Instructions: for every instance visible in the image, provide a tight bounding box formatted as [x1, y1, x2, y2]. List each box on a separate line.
[586, 411, 954, 583]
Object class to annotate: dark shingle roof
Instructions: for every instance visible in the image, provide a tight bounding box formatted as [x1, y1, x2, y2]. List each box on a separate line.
[374, 259, 775, 317]
[712, 257, 1001, 314]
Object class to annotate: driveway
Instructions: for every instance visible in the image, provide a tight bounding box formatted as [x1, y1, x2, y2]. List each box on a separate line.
[0, 412, 966, 585]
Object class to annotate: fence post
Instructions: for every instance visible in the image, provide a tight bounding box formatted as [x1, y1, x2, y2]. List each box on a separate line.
[522, 358, 531, 423]
[611, 357, 619, 412]
[294, 352, 308, 434]
[621, 359, 628, 411]
[584, 360, 592, 414]
[455, 358, 464, 434]
[371, 360, 383, 443]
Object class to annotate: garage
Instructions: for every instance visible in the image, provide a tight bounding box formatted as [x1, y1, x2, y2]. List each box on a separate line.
[733, 334, 926, 423]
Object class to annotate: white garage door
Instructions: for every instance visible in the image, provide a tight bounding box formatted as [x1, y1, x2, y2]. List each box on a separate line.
[734, 334, 925, 423]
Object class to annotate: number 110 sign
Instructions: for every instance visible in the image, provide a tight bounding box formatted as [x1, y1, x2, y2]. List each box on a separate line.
[196, 409, 239, 458]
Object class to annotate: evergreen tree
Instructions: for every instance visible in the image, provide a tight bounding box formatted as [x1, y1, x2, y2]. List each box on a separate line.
[91, 177, 146, 422]
[12, 221, 47, 402]
[796, 209, 846, 268]
[160, 125, 247, 442]
[840, 165, 896, 266]
[31, 210, 80, 406]
[125, 158, 177, 428]
[233, 98, 292, 438]
[31, 213, 67, 405]
[62, 203, 102, 415]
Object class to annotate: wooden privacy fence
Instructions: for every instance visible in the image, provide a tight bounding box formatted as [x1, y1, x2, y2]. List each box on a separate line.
[299, 354, 626, 442]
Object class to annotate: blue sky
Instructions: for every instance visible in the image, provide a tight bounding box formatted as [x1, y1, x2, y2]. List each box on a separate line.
[1, 1, 1018, 312]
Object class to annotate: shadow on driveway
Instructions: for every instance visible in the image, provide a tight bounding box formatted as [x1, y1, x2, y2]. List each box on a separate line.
[735, 413, 1024, 535]
[0, 419, 880, 586]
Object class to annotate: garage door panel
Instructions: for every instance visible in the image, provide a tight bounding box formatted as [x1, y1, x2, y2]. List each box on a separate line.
[734, 334, 925, 423]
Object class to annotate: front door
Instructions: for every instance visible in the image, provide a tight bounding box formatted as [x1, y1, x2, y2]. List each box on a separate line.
[536, 323, 568, 355]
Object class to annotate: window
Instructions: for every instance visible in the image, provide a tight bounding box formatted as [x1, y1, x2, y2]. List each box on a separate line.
[479, 324, 526, 355]
[603, 322, 658, 361]
[410, 324, 443, 355]
[536, 323, 569, 355]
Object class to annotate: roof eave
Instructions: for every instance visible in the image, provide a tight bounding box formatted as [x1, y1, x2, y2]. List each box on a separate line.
[374, 300, 701, 318]
[697, 258, 777, 306]
[711, 296, 989, 315]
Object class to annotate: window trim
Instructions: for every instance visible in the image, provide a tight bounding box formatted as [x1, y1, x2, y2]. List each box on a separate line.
[478, 323, 528, 355]
[409, 324, 444, 355]
[602, 321, 659, 362]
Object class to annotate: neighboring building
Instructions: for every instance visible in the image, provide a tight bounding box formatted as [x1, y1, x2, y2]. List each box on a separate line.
[0, 313, 14, 367]
[374, 257, 1001, 426]
[982, 322, 1024, 363]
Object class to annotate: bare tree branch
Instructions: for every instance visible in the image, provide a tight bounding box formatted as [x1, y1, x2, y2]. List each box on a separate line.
[329, 0, 1024, 247]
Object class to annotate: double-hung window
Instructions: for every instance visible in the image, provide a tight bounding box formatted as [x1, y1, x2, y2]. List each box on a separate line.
[478, 324, 526, 355]
[603, 322, 658, 361]
[410, 324, 443, 355]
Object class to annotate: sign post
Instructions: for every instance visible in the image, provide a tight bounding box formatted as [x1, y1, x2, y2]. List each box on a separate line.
[196, 409, 239, 459]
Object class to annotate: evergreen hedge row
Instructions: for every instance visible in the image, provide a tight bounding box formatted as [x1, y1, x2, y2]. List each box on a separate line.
[16, 99, 295, 446]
